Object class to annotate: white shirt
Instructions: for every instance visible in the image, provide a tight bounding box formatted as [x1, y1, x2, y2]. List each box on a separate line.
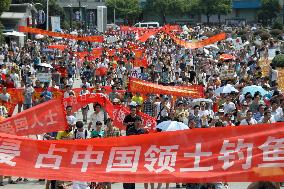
[0, 93, 10, 102]
[155, 102, 170, 120]
[73, 129, 90, 139]
[0, 54, 4, 65]
[223, 102, 236, 114]
[91, 111, 106, 129]
[66, 115, 77, 125]
[240, 118, 258, 125]
[72, 181, 90, 189]
[271, 69, 278, 81]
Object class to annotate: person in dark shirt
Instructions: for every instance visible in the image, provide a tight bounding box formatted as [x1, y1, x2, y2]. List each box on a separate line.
[123, 106, 139, 131]
[123, 116, 147, 189]
[126, 117, 147, 136]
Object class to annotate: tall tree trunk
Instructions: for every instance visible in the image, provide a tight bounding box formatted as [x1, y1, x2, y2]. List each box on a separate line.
[162, 10, 167, 25]
[207, 14, 210, 23]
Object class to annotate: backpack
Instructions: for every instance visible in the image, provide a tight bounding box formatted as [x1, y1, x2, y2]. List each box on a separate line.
[74, 129, 88, 139]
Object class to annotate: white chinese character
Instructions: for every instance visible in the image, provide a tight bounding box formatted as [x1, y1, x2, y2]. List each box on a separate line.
[45, 110, 58, 125]
[0, 122, 15, 134]
[71, 145, 104, 172]
[80, 94, 87, 101]
[117, 109, 126, 123]
[180, 143, 213, 172]
[144, 145, 179, 173]
[14, 117, 29, 132]
[258, 136, 284, 167]
[71, 96, 78, 105]
[106, 146, 141, 172]
[35, 144, 67, 169]
[30, 114, 44, 128]
[0, 139, 21, 166]
[218, 139, 253, 170]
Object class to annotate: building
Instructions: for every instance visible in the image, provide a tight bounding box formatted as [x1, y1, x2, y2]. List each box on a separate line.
[0, 3, 37, 46]
[57, 0, 105, 29]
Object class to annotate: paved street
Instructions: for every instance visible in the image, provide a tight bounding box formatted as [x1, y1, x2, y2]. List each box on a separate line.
[0, 179, 251, 189]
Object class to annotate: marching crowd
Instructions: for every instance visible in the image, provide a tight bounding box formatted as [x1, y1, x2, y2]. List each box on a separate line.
[0, 24, 283, 189]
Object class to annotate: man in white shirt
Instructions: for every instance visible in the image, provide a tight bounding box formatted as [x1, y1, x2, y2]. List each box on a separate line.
[66, 106, 77, 129]
[240, 110, 258, 125]
[88, 103, 106, 130]
[223, 95, 236, 114]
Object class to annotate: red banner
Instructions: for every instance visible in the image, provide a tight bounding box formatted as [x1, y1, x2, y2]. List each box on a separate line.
[63, 94, 156, 131]
[48, 45, 68, 51]
[0, 99, 67, 136]
[166, 32, 226, 49]
[128, 78, 204, 98]
[19, 26, 104, 43]
[0, 123, 284, 182]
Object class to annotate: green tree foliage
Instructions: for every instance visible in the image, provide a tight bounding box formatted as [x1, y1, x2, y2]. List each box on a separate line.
[0, 0, 11, 45]
[0, 0, 11, 15]
[183, 0, 231, 23]
[145, 0, 184, 24]
[106, 0, 141, 25]
[257, 0, 281, 25]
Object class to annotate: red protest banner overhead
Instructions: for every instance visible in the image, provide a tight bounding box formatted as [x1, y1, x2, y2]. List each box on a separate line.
[0, 123, 284, 182]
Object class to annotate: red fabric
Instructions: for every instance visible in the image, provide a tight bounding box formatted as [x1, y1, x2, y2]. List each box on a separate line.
[220, 54, 236, 61]
[96, 67, 108, 76]
[133, 56, 148, 68]
[1, 101, 16, 116]
[19, 26, 104, 43]
[0, 123, 284, 182]
[48, 45, 67, 51]
[128, 78, 204, 98]
[0, 99, 67, 136]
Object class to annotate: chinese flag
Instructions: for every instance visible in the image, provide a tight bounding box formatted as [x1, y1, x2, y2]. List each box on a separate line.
[96, 67, 108, 76]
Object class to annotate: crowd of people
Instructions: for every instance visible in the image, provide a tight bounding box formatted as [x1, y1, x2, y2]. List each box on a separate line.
[0, 23, 283, 189]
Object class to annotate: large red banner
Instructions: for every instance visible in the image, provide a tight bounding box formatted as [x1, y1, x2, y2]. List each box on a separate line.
[0, 123, 284, 182]
[19, 26, 104, 43]
[128, 78, 204, 98]
[0, 99, 68, 136]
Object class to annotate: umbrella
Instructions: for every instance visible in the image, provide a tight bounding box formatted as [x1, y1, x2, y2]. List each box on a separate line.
[35, 34, 45, 39]
[156, 121, 189, 131]
[204, 44, 219, 50]
[215, 84, 239, 95]
[220, 54, 235, 61]
[38, 63, 53, 68]
[191, 98, 213, 105]
[242, 85, 268, 96]
[3, 31, 26, 37]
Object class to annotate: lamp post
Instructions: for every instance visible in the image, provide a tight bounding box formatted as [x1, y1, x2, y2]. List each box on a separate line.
[46, 0, 49, 30]
[68, 4, 73, 30]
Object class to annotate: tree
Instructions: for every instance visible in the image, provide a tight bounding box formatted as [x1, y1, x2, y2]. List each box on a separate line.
[214, 0, 232, 23]
[106, 0, 141, 25]
[0, 0, 11, 15]
[0, 0, 11, 45]
[145, 0, 184, 25]
[257, 0, 281, 25]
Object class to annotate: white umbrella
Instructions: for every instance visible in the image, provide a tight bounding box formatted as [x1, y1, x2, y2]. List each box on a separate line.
[3, 31, 26, 37]
[157, 121, 189, 131]
[35, 34, 45, 39]
[204, 44, 219, 50]
[38, 63, 53, 68]
[215, 84, 239, 96]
